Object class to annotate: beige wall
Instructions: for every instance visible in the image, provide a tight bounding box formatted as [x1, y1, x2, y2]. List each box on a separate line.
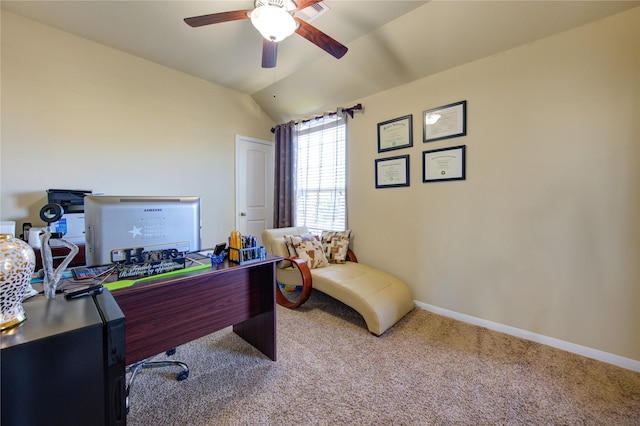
[347, 8, 639, 361]
[2, 8, 639, 363]
[0, 11, 274, 247]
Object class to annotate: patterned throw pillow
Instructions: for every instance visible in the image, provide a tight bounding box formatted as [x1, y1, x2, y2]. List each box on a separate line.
[291, 237, 329, 269]
[321, 230, 351, 264]
[283, 233, 317, 258]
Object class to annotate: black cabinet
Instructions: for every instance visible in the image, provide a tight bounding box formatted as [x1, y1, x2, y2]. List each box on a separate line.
[1, 290, 126, 426]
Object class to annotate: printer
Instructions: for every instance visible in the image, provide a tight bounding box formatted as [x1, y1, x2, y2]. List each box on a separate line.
[47, 189, 92, 245]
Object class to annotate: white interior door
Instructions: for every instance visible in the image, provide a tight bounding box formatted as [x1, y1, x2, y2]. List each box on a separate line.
[235, 135, 274, 244]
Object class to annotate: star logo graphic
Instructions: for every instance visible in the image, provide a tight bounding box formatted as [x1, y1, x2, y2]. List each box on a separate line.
[128, 225, 142, 238]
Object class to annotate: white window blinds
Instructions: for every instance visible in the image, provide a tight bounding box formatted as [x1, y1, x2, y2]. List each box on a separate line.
[295, 116, 346, 235]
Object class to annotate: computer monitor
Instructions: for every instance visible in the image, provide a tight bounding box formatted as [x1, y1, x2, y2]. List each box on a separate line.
[84, 195, 201, 266]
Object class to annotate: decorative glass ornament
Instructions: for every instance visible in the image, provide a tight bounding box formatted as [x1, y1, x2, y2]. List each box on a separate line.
[0, 234, 36, 331]
[40, 229, 78, 299]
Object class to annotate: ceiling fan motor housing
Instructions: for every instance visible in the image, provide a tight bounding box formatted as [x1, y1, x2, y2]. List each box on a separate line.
[255, 0, 297, 11]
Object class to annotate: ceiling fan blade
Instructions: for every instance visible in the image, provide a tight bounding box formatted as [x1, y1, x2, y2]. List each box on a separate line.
[184, 10, 251, 27]
[292, 0, 324, 12]
[294, 18, 348, 59]
[262, 40, 278, 68]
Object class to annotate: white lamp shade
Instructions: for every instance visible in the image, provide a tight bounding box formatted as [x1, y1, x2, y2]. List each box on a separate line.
[251, 5, 297, 42]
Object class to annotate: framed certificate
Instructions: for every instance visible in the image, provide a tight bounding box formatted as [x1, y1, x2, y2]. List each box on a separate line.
[423, 100, 466, 143]
[423, 145, 466, 182]
[377, 115, 413, 152]
[375, 155, 410, 188]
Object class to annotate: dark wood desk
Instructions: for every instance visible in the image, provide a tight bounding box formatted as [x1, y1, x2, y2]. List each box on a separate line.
[110, 255, 280, 364]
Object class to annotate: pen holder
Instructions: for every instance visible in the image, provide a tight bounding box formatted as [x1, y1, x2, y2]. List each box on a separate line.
[228, 246, 267, 264]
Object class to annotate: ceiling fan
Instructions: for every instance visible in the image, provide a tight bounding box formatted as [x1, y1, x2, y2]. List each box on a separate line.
[184, 0, 348, 68]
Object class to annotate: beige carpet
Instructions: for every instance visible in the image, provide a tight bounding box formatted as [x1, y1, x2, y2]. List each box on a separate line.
[126, 290, 640, 425]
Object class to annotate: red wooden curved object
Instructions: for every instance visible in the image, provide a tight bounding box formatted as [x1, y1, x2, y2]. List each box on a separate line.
[276, 250, 358, 309]
[275, 257, 313, 309]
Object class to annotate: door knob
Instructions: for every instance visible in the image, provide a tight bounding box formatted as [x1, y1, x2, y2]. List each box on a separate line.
[240, 212, 247, 216]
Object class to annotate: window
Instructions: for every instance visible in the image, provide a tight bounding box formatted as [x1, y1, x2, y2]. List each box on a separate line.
[295, 116, 346, 235]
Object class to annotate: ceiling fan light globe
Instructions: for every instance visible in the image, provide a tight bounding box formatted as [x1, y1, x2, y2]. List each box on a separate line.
[251, 5, 296, 42]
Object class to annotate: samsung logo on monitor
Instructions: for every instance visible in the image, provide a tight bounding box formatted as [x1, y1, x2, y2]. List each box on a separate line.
[143, 208, 162, 212]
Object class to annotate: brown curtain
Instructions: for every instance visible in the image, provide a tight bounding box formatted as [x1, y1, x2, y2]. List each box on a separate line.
[273, 121, 297, 228]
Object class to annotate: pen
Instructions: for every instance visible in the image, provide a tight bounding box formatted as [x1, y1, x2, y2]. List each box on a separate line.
[64, 285, 104, 300]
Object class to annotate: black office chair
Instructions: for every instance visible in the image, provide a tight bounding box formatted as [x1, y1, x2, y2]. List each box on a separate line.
[125, 348, 189, 413]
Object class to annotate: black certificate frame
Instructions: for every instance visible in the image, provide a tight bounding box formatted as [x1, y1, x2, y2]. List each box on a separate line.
[423, 100, 467, 143]
[375, 154, 410, 189]
[422, 145, 466, 183]
[377, 114, 413, 153]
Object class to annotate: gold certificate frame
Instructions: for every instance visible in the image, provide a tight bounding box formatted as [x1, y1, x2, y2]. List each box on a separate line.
[423, 145, 466, 183]
[423, 100, 467, 143]
[377, 114, 413, 153]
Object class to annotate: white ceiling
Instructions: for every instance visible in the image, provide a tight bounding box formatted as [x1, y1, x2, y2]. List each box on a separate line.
[2, 1, 638, 123]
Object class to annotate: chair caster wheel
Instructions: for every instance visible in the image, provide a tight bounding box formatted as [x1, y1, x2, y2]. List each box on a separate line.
[166, 348, 176, 356]
[176, 370, 189, 381]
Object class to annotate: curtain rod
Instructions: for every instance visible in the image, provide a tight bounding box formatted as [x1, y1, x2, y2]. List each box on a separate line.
[271, 103, 363, 133]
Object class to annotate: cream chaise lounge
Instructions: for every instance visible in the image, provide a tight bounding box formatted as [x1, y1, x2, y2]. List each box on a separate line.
[262, 226, 414, 336]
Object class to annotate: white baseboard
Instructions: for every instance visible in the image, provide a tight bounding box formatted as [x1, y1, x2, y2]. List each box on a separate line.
[414, 301, 640, 372]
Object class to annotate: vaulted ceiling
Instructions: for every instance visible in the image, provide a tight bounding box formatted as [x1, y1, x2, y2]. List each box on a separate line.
[2, 1, 637, 123]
